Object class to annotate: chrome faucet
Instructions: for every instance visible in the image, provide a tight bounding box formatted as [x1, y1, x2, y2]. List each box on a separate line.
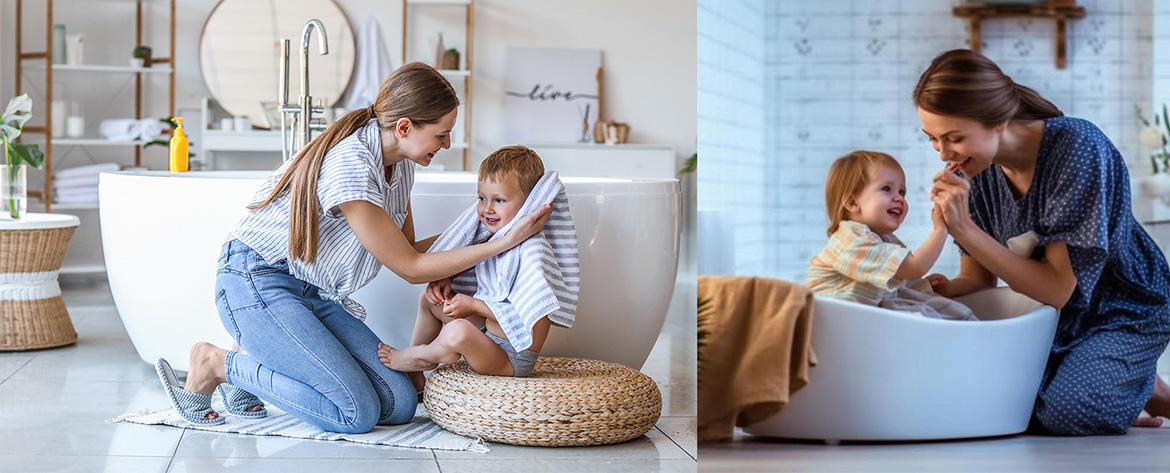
[278, 19, 329, 162]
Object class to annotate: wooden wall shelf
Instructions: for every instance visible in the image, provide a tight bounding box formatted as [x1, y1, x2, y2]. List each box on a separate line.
[953, 1, 1087, 69]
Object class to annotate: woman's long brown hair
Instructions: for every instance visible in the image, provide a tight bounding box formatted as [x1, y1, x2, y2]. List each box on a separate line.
[913, 49, 1062, 126]
[250, 62, 459, 263]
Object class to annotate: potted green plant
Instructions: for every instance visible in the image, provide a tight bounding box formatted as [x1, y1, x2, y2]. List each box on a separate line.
[0, 94, 45, 219]
[679, 152, 697, 176]
[132, 45, 152, 68]
[442, 48, 460, 70]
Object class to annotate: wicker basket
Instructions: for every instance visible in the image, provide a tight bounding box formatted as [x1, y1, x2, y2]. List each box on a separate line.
[0, 226, 78, 351]
[424, 357, 662, 447]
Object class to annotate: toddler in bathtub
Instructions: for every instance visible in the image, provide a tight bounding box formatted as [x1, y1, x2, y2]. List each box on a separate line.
[378, 146, 579, 391]
[806, 150, 975, 321]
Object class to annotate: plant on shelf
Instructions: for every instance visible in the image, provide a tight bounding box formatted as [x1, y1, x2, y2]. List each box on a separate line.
[132, 45, 152, 68]
[1135, 104, 1170, 204]
[442, 48, 460, 71]
[0, 94, 45, 219]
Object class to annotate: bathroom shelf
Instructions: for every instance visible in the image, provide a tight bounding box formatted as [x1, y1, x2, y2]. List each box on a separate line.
[39, 139, 155, 146]
[15, 0, 177, 213]
[50, 203, 99, 210]
[404, 0, 475, 170]
[952, 1, 1086, 69]
[26, 63, 173, 74]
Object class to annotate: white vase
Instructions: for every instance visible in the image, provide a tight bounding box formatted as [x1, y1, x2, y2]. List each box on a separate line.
[0, 164, 28, 220]
[1140, 173, 1170, 206]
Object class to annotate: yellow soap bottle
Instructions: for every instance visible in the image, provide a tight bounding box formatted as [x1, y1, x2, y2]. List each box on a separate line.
[169, 117, 188, 172]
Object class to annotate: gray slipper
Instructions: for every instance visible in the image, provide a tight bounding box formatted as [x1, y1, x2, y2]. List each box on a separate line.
[215, 383, 267, 418]
[155, 358, 224, 425]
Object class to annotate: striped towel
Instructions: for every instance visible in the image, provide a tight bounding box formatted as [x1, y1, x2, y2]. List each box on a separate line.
[109, 404, 488, 453]
[428, 171, 580, 352]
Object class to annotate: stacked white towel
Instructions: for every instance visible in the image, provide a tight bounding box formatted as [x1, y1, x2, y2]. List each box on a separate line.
[428, 171, 580, 352]
[99, 118, 164, 141]
[53, 162, 119, 205]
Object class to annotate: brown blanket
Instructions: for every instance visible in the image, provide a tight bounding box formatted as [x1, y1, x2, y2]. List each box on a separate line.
[697, 276, 816, 442]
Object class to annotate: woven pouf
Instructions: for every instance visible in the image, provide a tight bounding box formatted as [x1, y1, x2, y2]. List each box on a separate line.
[0, 214, 79, 351]
[424, 357, 662, 447]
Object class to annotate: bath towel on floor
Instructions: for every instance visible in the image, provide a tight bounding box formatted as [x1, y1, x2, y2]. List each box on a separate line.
[110, 403, 488, 453]
[697, 276, 817, 443]
[427, 171, 579, 352]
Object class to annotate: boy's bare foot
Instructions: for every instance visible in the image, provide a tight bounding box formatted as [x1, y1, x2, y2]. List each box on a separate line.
[378, 343, 440, 372]
[1134, 375, 1170, 428]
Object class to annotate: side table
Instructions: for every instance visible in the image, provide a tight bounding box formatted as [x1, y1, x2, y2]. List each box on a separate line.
[0, 213, 80, 350]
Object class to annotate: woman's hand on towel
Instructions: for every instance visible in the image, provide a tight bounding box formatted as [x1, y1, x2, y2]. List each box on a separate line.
[503, 204, 553, 247]
[930, 169, 973, 234]
[442, 294, 478, 319]
[425, 278, 453, 305]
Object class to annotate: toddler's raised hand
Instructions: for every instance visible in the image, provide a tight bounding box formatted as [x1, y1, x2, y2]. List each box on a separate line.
[926, 273, 951, 296]
[931, 203, 945, 231]
[442, 293, 476, 319]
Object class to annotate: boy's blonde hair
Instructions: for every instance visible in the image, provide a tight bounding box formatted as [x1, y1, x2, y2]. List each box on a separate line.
[824, 150, 904, 236]
[479, 146, 545, 194]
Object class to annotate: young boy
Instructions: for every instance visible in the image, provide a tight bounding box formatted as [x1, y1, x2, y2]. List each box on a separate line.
[378, 146, 578, 388]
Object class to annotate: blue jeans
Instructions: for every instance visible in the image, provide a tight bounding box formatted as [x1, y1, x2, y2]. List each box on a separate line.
[214, 239, 416, 433]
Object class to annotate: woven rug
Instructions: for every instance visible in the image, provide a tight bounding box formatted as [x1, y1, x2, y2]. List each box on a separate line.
[109, 403, 489, 453]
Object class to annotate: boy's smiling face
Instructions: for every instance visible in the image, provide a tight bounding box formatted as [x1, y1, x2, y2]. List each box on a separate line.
[477, 174, 528, 234]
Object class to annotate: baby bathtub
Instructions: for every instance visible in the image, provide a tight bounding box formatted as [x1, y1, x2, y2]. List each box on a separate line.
[744, 287, 1058, 441]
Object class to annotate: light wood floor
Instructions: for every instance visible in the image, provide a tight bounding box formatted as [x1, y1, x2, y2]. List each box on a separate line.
[699, 426, 1169, 472]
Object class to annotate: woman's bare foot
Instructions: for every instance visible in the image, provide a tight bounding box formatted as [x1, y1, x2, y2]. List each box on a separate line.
[186, 342, 228, 398]
[378, 343, 440, 372]
[1134, 375, 1170, 428]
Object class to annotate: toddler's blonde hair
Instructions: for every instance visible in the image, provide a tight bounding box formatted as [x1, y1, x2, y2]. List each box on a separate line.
[479, 146, 545, 195]
[823, 150, 904, 236]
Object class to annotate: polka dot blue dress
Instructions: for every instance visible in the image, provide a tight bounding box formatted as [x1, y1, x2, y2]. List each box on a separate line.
[965, 116, 1170, 435]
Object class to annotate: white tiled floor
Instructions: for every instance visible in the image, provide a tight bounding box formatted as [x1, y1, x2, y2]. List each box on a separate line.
[0, 278, 697, 473]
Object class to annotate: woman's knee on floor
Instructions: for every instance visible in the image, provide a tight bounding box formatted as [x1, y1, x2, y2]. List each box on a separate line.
[1034, 385, 1133, 435]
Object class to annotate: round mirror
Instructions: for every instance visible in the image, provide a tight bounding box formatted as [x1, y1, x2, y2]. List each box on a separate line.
[200, 0, 355, 129]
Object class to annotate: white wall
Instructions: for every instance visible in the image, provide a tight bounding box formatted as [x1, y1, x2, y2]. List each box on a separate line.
[696, 0, 767, 275]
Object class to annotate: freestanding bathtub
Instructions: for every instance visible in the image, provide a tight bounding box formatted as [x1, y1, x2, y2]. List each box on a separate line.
[744, 287, 1058, 441]
[98, 171, 680, 372]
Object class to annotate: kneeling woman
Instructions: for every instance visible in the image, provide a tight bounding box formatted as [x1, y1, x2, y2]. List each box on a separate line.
[155, 63, 551, 433]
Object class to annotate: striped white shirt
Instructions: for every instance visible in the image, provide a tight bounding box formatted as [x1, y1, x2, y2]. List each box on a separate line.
[233, 120, 414, 320]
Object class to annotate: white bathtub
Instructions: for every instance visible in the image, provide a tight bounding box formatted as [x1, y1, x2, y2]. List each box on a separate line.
[744, 287, 1058, 441]
[98, 171, 680, 371]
